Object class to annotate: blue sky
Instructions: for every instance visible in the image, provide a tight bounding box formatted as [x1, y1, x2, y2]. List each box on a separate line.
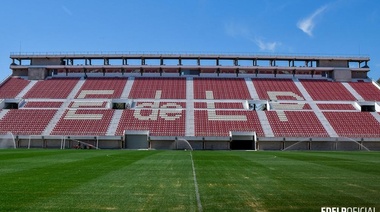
[0, 0, 379, 80]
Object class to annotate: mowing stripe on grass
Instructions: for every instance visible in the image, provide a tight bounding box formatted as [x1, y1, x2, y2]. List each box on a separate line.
[190, 151, 203, 212]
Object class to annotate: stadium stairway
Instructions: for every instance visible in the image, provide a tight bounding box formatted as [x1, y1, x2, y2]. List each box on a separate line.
[186, 77, 194, 100]
[341, 82, 364, 101]
[42, 78, 85, 135]
[257, 111, 274, 137]
[0, 109, 8, 120]
[372, 80, 380, 90]
[185, 77, 195, 136]
[121, 77, 133, 98]
[309, 103, 338, 137]
[106, 109, 123, 136]
[67, 78, 85, 99]
[16, 80, 37, 99]
[292, 78, 312, 101]
[42, 101, 72, 135]
[245, 78, 259, 99]
[370, 112, 380, 124]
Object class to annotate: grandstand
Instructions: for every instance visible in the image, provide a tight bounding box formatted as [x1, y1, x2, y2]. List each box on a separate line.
[1, 52, 379, 150]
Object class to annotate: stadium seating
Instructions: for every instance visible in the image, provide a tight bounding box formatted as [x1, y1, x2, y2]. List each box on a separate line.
[271, 103, 311, 110]
[317, 104, 356, 110]
[194, 110, 264, 137]
[75, 77, 127, 99]
[323, 112, 380, 137]
[51, 109, 114, 136]
[301, 79, 356, 101]
[1, 74, 380, 141]
[0, 77, 30, 98]
[194, 78, 251, 99]
[349, 82, 380, 101]
[69, 101, 108, 108]
[23, 101, 63, 108]
[128, 78, 186, 99]
[266, 111, 329, 137]
[252, 79, 304, 100]
[0, 109, 57, 135]
[23, 78, 79, 99]
[116, 108, 186, 136]
[194, 102, 244, 109]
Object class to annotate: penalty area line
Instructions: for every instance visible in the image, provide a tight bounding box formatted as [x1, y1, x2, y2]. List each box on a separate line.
[190, 151, 203, 212]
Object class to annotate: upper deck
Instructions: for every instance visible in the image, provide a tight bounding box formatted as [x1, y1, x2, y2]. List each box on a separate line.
[9, 52, 371, 81]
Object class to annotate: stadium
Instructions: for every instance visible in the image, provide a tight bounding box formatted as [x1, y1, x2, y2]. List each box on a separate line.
[0, 52, 379, 211]
[0, 52, 379, 150]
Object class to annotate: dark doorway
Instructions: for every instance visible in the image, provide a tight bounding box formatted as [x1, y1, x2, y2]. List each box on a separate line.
[230, 140, 253, 150]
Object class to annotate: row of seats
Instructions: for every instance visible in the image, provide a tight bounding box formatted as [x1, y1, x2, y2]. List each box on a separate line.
[134, 102, 186, 108]
[194, 102, 244, 109]
[317, 104, 356, 110]
[271, 103, 311, 110]
[24, 101, 63, 108]
[69, 101, 108, 108]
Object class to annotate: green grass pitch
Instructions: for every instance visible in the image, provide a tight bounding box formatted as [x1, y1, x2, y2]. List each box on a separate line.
[0, 150, 379, 211]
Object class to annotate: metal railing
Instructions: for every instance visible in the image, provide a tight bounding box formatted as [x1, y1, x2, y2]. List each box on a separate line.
[9, 51, 370, 59]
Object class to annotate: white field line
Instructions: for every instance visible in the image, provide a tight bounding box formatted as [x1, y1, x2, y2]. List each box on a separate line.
[190, 151, 203, 212]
